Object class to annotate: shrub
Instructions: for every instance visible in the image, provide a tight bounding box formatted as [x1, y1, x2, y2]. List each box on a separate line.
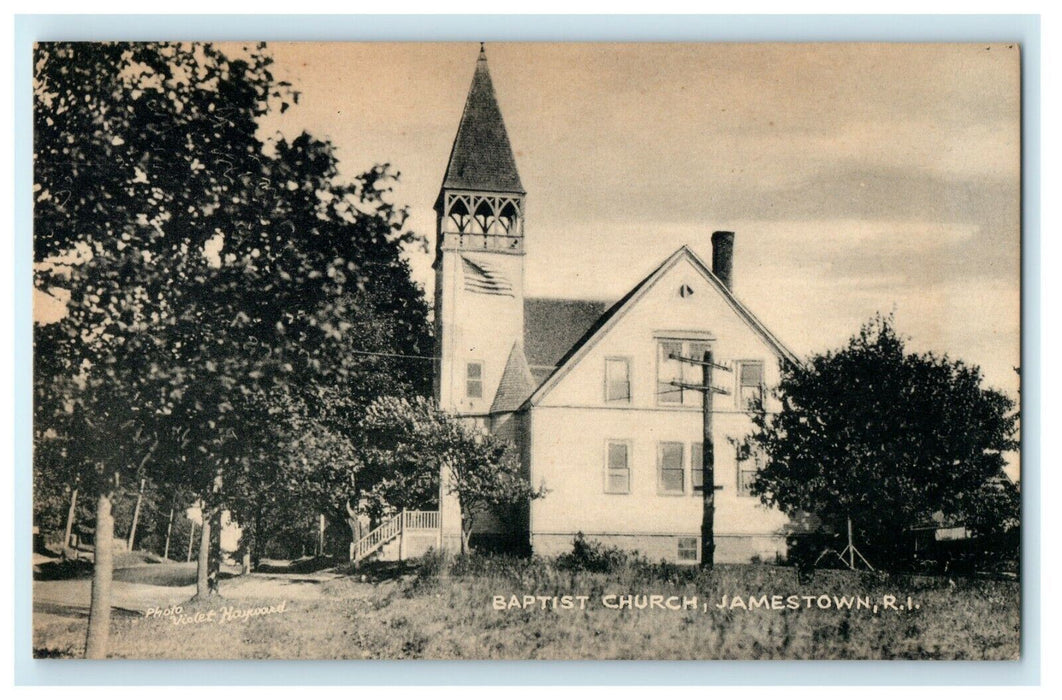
[556, 533, 635, 573]
[416, 547, 451, 579]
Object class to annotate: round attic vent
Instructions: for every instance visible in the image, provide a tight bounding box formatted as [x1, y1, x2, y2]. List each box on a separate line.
[679, 283, 695, 298]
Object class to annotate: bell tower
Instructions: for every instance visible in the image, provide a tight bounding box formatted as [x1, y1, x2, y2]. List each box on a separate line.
[434, 45, 527, 419]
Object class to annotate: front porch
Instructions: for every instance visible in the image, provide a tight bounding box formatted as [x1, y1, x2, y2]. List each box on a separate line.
[351, 510, 441, 565]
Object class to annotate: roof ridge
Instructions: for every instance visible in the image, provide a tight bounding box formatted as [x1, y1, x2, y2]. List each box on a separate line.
[524, 247, 798, 408]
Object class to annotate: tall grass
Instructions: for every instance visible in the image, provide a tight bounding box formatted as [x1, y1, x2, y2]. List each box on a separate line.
[33, 540, 1020, 659]
[393, 542, 1019, 660]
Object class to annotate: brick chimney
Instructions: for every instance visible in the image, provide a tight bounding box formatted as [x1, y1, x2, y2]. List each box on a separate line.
[712, 231, 735, 291]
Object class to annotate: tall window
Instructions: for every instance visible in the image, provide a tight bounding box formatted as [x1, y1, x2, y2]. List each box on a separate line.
[691, 442, 704, 493]
[737, 446, 764, 497]
[658, 442, 685, 494]
[605, 441, 631, 494]
[737, 361, 765, 409]
[466, 362, 483, 398]
[605, 357, 631, 403]
[657, 340, 711, 406]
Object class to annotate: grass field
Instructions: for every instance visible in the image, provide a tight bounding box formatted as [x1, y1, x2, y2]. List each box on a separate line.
[33, 550, 1020, 660]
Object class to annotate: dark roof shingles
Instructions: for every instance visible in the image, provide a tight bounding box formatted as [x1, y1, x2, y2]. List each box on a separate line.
[490, 342, 536, 414]
[523, 298, 609, 373]
[442, 52, 524, 194]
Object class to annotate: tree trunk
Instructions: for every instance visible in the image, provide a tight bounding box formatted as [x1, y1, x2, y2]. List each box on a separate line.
[317, 513, 326, 557]
[208, 508, 221, 594]
[460, 517, 472, 556]
[251, 509, 263, 571]
[163, 505, 174, 560]
[346, 502, 362, 564]
[195, 512, 210, 598]
[84, 489, 114, 659]
[127, 478, 146, 551]
[63, 487, 78, 556]
[186, 520, 196, 562]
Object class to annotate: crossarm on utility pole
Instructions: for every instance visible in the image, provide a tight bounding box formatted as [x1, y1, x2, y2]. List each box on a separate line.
[667, 349, 733, 571]
[668, 381, 730, 394]
[668, 353, 733, 372]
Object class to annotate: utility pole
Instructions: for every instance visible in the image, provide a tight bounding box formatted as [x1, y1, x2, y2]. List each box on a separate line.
[671, 349, 731, 570]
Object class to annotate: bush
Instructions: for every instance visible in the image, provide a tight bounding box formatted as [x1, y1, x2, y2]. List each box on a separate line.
[556, 533, 636, 573]
[416, 547, 451, 578]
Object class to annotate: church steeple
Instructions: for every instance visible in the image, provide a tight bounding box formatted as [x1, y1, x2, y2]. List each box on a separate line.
[433, 45, 528, 419]
[435, 45, 526, 258]
[441, 45, 524, 194]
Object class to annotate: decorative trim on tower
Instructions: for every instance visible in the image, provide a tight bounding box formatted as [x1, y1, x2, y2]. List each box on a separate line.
[433, 45, 528, 418]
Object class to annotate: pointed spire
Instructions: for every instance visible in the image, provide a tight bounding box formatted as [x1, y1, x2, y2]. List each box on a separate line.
[441, 45, 524, 194]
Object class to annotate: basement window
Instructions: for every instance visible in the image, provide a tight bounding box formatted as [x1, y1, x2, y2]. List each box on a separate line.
[677, 537, 699, 563]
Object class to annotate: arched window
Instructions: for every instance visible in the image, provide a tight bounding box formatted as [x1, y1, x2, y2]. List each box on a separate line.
[497, 200, 519, 234]
[447, 197, 470, 232]
[473, 199, 494, 235]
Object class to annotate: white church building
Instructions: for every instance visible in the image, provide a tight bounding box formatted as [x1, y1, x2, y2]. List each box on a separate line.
[431, 47, 803, 564]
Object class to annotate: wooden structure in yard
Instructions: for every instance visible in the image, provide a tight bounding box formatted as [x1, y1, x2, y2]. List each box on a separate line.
[351, 510, 440, 566]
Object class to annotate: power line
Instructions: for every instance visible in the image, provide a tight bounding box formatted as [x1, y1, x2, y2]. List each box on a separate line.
[346, 348, 438, 361]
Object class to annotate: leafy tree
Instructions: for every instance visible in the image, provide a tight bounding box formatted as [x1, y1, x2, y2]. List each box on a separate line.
[361, 396, 545, 554]
[34, 42, 301, 650]
[35, 41, 433, 654]
[214, 137, 434, 566]
[225, 387, 362, 567]
[747, 315, 1019, 567]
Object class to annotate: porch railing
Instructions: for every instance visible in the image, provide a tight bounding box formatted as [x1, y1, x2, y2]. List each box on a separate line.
[352, 509, 440, 565]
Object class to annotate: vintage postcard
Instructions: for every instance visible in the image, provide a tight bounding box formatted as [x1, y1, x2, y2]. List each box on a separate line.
[32, 42, 1021, 660]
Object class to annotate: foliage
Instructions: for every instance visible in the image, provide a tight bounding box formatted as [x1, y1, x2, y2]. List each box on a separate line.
[360, 395, 545, 550]
[747, 315, 1020, 565]
[34, 41, 432, 569]
[33, 41, 433, 653]
[34, 41, 297, 556]
[555, 533, 637, 573]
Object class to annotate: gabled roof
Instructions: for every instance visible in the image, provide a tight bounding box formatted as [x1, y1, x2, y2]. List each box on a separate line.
[490, 341, 536, 414]
[525, 246, 799, 408]
[441, 47, 524, 195]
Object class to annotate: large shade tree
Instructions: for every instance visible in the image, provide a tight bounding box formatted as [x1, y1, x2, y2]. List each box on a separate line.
[34, 41, 431, 656]
[35, 41, 272, 655]
[746, 315, 1020, 567]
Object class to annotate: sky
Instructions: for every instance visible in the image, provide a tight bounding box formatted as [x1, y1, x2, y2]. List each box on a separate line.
[255, 42, 1021, 403]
